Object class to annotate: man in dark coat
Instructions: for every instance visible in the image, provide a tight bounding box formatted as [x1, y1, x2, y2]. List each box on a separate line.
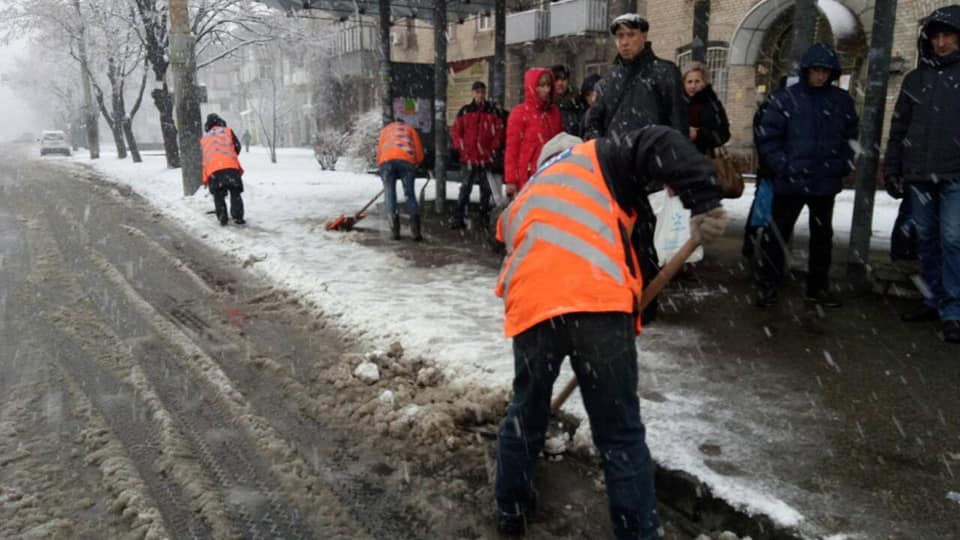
[883, 5, 960, 342]
[450, 81, 505, 229]
[551, 64, 587, 137]
[755, 43, 859, 308]
[581, 13, 689, 324]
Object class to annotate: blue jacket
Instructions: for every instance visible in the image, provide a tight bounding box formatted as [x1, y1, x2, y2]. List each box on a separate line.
[757, 43, 859, 196]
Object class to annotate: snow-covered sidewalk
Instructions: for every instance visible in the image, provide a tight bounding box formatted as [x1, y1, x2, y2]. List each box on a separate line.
[66, 147, 904, 538]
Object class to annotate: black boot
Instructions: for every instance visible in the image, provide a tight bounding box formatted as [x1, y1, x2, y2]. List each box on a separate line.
[390, 215, 401, 240]
[411, 215, 423, 242]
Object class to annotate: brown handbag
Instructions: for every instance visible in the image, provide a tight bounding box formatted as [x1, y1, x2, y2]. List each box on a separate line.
[711, 146, 744, 199]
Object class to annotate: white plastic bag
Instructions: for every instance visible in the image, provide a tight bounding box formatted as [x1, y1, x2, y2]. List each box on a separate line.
[648, 190, 704, 265]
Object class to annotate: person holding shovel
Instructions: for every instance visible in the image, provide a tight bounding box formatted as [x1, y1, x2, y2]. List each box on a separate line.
[376, 118, 424, 241]
[492, 128, 725, 538]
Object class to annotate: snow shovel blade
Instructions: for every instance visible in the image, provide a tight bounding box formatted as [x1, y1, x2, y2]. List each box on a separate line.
[326, 189, 384, 232]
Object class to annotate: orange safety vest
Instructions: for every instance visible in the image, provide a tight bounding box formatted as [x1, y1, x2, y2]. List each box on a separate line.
[200, 127, 243, 185]
[376, 122, 423, 166]
[495, 140, 642, 338]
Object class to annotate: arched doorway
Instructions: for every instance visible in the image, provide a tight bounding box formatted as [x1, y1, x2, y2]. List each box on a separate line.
[730, 0, 868, 101]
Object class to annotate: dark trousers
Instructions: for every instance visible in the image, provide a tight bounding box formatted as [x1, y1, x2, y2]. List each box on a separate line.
[495, 313, 659, 540]
[757, 193, 835, 294]
[209, 169, 244, 223]
[455, 164, 493, 222]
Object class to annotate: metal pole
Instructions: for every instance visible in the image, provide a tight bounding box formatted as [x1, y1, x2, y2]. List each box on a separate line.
[379, 0, 392, 126]
[493, 0, 506, 105]
[789, 0, 817, 75]
[168, 0, 203, 195]
[692, 0, 710, 63]
[433, 0, 447, 214]
[847, 0, 898, 291]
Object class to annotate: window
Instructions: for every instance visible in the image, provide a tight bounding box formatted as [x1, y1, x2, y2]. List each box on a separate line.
[677, 46, 730, 104]
[478, 13, 492, 32]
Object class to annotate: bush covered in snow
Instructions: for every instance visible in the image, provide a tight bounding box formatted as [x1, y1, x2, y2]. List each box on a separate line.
[342, 109, 382, 171]
[313, 129, 349, 170]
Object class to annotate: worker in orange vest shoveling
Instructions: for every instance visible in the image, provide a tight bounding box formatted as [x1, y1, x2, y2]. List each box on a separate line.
[493, 128, 726, 538]
[376, 117, 425, 241]
[201, 113, 245, 226]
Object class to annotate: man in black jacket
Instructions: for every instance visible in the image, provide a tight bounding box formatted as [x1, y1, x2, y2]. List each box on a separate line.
[883, 5, 960, 343]
[582, 13, 688, 324]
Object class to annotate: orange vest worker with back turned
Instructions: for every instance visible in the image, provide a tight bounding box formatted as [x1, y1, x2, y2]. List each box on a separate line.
[201, 113, 246, 226]
[376, 118, 424, 240]
[492, 128, 726, 539]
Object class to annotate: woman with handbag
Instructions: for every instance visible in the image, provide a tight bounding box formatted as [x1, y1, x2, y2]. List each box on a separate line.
[682, 62, 730, 156]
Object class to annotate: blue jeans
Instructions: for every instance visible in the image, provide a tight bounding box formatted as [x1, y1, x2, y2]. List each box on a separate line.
[495, 313, 660, 540]
[908, 182, 960, 320]
[380, 160, 418, 218]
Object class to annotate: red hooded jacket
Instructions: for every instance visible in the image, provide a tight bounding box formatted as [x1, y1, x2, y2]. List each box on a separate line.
[504, 68, 562, 191]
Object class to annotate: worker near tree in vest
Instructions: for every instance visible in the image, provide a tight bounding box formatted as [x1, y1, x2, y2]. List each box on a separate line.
[201, 113, 245, 226]
[492, 128, 725, 538]
[376, 118, 425, 240]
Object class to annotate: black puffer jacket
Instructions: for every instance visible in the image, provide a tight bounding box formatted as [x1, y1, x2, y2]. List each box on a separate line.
[687, 84, 730, 155]
[583, 43, 687, 141]
[556, 91, 588, 137]
[883, 5, 960, 184]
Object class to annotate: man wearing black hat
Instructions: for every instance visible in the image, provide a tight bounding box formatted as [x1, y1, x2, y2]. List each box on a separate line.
[582, 13, 689, 325]
[450, 81, 505, 229]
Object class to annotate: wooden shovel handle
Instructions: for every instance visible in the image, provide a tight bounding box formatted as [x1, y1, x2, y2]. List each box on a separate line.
[549, 237, 700, 413]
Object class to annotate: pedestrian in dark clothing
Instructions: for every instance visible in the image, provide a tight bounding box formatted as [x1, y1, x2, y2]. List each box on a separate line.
[551, 65, 587, 138]
[582, 13, 688, 325]
[493, 127, 725, 540]
[241, 130, 252, 153]
[450, 81, 505, 229]
[682, 62, 730, 156]
[201, 113, 245, 226]
[883, 5, 960, 342]
[754, 43, 859, 308]
[742, 77, 787, 258]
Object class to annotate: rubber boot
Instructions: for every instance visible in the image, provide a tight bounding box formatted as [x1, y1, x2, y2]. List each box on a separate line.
[411, 215, 423, 242]
[391, 215, 401, 240]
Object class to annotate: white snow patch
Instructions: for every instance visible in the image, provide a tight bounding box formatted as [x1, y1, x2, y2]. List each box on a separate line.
[353, 362, 381, 384]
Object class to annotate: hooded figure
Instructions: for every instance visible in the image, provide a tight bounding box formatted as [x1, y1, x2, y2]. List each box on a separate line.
[756, 43, 859, 196]
[503, 68, 562, 193]
[882, 5, 960, 342]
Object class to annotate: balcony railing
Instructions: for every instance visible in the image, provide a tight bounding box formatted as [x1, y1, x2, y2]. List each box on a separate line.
[548, 0, 607, 37]
[506, 9, 549, 44]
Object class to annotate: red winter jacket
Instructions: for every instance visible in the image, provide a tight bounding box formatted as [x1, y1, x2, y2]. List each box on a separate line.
[505, 68, 562, 191]
[451, 99, 504, 166]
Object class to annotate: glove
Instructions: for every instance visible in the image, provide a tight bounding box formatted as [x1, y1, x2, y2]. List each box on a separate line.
[505, 183, 517, 199]
[884, 175, 904, 199]
[690, 207, 727, 244]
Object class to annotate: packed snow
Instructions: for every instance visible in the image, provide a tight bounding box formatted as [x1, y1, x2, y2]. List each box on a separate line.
[62, 146, 902, 534]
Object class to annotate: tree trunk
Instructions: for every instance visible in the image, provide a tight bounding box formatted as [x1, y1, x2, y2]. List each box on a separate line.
[75, 0, 99, 159]
[151, 85, 181, 168]
[122, 117, 142, 163]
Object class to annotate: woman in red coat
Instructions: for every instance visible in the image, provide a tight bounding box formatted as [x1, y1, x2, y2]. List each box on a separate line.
[504, 68, 562, 196]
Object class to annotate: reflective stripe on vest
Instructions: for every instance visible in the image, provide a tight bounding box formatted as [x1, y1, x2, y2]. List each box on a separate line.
[201, 127, 241, 184]
[494, 140, 641, 337]
[379, 124, 417, 164]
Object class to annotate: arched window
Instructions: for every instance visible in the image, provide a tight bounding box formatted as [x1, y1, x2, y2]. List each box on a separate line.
[677, 46, 730, 104]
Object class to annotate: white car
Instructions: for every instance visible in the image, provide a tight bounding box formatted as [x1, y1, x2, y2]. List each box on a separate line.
[39, 130, 71, 156]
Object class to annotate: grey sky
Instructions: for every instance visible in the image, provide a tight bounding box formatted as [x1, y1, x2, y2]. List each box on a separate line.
[0, 40, 46, 141]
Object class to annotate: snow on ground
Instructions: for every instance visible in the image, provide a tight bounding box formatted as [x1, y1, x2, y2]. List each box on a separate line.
[66, 147, 901, 534]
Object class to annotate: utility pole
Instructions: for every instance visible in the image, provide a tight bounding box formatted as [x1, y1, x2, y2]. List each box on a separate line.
[692, 0, 710, 63]
[74, 0, 99, 159]
[168, 0, 203, 195]
[433, 0, 447, 214]
[847, 0, 898, 291]
[493, 0, 506, 105]
[379, 0, 392, 126]
[789, 0, 817, 74]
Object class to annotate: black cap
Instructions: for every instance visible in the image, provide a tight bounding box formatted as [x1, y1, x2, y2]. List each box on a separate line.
[471, 81, 487, 91]
[580, 74, 602, 95]
[204, 113, 226, 131]
[609, 13, 649, 34]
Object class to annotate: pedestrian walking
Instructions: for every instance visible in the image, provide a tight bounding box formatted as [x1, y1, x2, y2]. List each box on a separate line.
[754, 43, 859, 308]
[376, 118, 425, 241]
[551, 64, 587, 138]
[582, 13, 688, 324]
[201, 113, 246, 226]
[883, 5, 960, 343]
[682, 61, 730, 156]
[503, 68, 562, 197]
[241, 129, 252, 153]
[449, 81, 505, 229]
[493, 127, 725, 539]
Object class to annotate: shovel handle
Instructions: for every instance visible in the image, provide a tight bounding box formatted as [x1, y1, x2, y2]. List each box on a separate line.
[355, 189, 385, 217]
[550, 237, 701, 413]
